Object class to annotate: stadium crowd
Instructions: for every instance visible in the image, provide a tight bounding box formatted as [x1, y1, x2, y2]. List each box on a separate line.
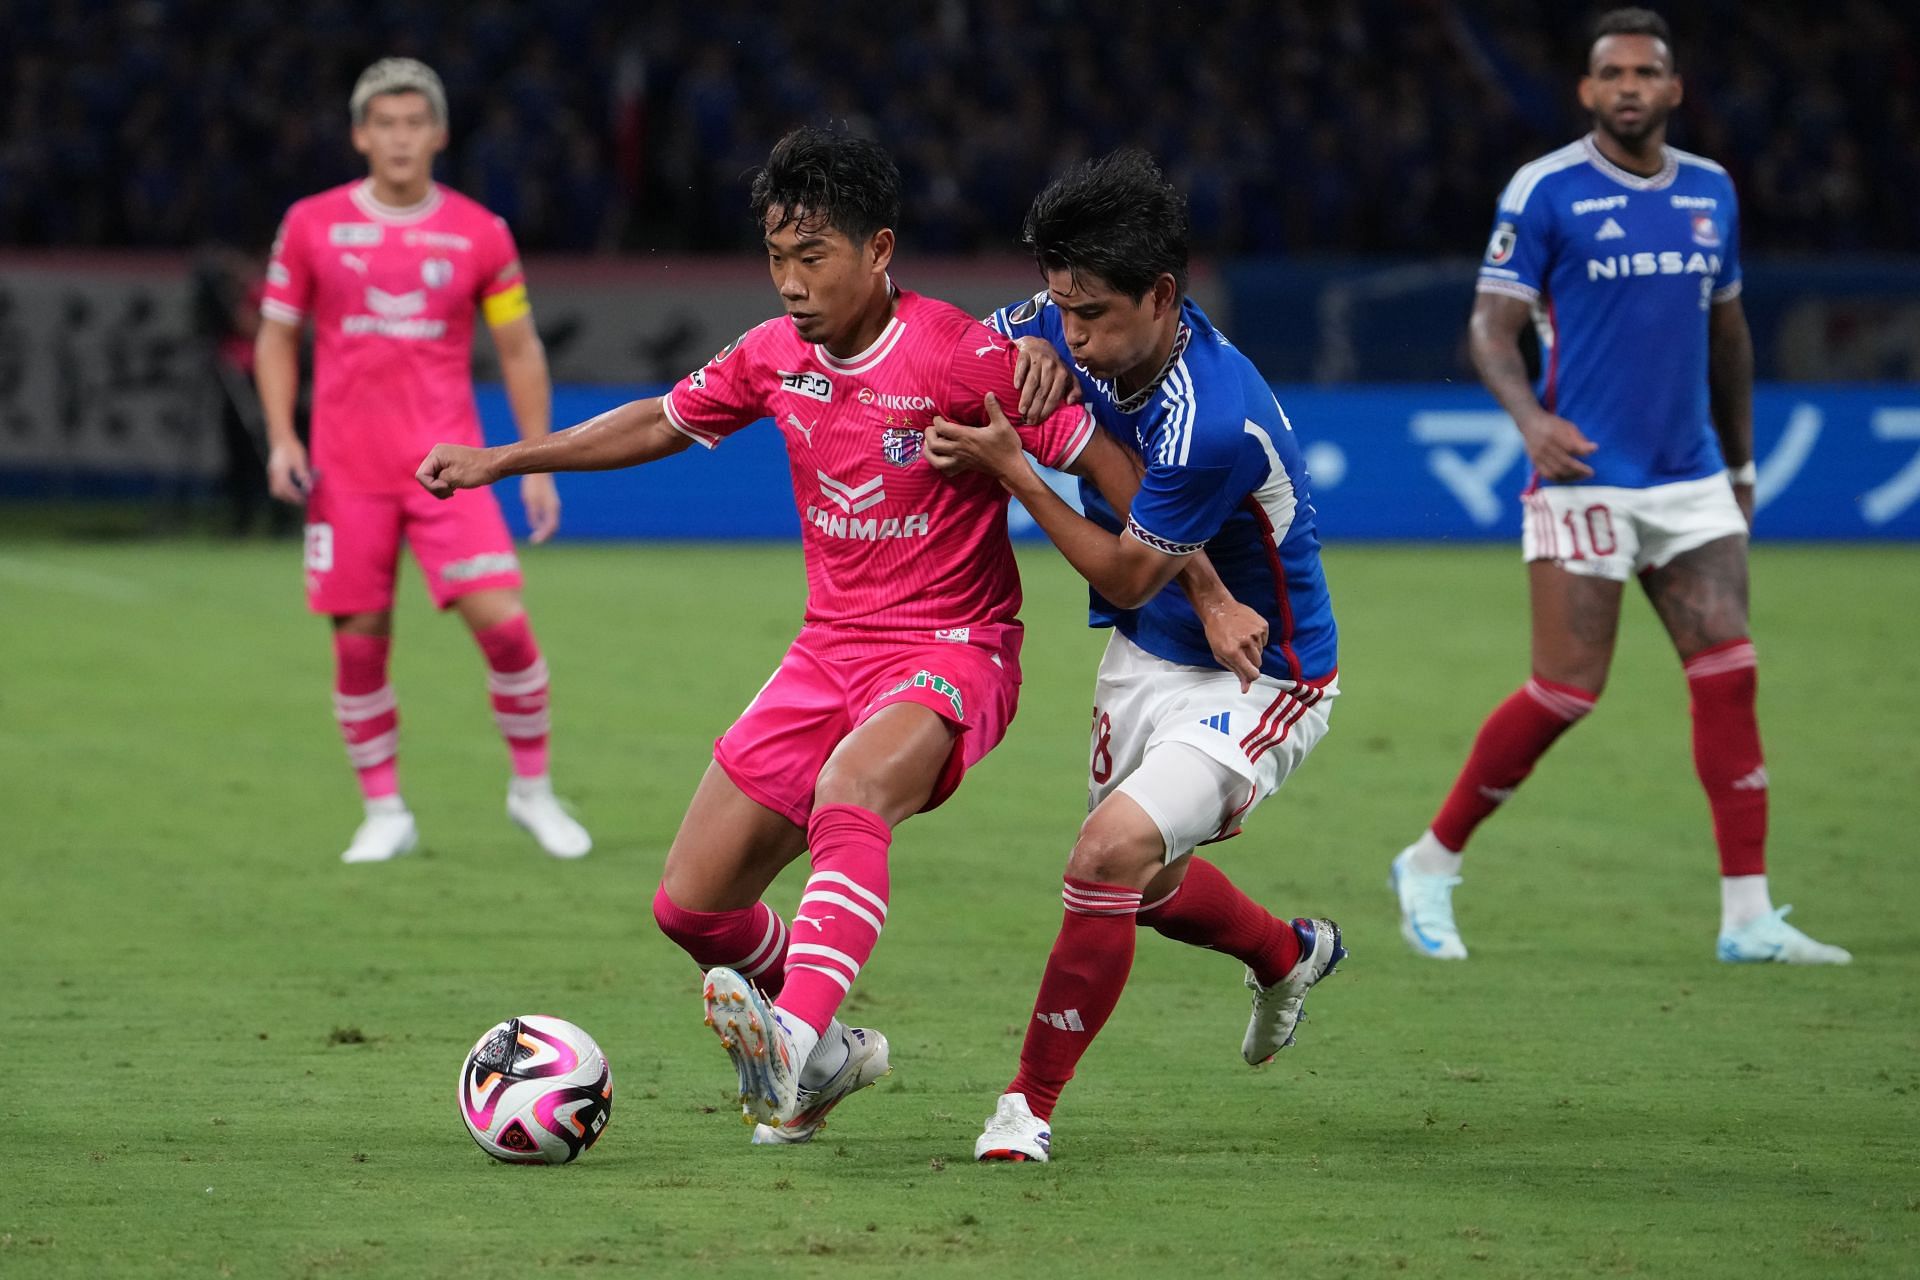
[1, 0, 1914, 256]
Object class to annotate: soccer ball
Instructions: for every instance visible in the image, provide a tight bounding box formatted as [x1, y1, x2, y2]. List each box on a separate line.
[458, 1015, 612, 1163]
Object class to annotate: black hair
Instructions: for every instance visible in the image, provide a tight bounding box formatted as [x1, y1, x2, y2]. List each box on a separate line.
[749, 126, 900, 245]
[1022, 149, 1188, 301]
[1589, 7, 1674, 65]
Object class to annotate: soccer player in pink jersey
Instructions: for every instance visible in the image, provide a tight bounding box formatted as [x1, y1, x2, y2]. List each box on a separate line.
[254, 59, 591, 864]
[419, 127, 1266, 1143]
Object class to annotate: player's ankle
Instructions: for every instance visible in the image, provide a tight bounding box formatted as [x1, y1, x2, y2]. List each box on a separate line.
[1407, 830, 1464, 876]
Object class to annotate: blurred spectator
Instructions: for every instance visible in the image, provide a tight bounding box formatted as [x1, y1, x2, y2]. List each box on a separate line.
[0, 0, 1913, 257]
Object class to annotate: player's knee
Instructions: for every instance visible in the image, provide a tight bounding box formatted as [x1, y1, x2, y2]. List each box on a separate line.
[1065, 811, 1163, 889]
[811, 760, 895, 817]
[1531, 669, 1606, 708]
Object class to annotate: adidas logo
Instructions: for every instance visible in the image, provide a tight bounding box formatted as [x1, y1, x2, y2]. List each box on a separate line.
[1035, 1009, 1085, 1032]
[1199, 712, 1231, 734]
[1731, 765, 1770, 792]
[1596, 217, 1626, 241]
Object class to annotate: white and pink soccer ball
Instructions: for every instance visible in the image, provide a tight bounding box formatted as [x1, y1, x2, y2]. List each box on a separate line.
[458, 1015, 612, 1164]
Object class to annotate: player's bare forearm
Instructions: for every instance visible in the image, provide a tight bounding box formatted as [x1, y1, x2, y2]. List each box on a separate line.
[252, 321, 303, 449]
[496, 398, 692, 475]
[1708, 298, 1755, 468]
[1002, 464, 1182, 610]
[254, 319, 313, 502]
[1467, 293, 1546, 427]
[419, 397, 691, 498]
[492, 316, 553, 442]
[1471, 291, 1595, 481]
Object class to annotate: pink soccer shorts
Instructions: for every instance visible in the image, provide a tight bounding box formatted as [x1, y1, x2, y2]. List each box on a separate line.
[303, 478, 522, 615]
[714, 624, 1025, 828]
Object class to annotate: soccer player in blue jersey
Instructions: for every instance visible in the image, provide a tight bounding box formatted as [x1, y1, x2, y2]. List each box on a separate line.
[1389, 7, 1849, 966]
[925, 150, 1346, 1163]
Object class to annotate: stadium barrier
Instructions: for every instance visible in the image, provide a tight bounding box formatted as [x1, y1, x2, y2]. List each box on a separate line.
[478, 383, 1920, 542]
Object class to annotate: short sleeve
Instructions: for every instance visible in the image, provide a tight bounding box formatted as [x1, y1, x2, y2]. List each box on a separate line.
[1711, 184, 1742, 303]
[1475, 174, 1555, 303]
[1127, 462, 1238, 556]
[1125, 406, 1250, 555]
[260, 207, 313, 325]
[478, 215, 531, 327]
[943, 325, 1095, 471]
[660, 322, 777, 449]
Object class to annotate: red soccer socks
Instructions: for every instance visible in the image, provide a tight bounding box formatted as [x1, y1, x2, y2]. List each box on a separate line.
[1430, 676, 1597, 851]
[1136, 857, 1300, 986]
[1686, 640, 1767, 878]
[1005, 877, 1142, 1122]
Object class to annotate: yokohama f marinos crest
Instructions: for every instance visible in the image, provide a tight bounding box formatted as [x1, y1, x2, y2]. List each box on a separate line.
[881, 427, 922, 468]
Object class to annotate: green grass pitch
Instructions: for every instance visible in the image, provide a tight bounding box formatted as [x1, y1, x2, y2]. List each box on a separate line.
[3, 537, 1915, 1277]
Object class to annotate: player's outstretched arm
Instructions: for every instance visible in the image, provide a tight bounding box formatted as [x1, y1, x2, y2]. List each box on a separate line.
[1469, 292, 1596, 482]
[927, 394, 1185, 611]
[416, 396, 693, 499]
[1071, 429, 1266, 689]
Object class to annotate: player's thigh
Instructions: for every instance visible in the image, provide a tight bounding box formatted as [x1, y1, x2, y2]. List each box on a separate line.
[712, 636, 853, 830]
[1136, 674, 1336, 850]
[304, 482, 403, 616]
[815, 701, 958, 825]
[1635, 478, 1751, 657]
[1087, 632, 1168, 810]
[403, 484, 523, 610]
[1527, 560, 1625, 692]
[451, 587, 525, 634]
[1641, 533, 1750, 658]
[660, 762, 808, 911]
[839, 635, 1022, 818]
[1082, 744, 1246, 887]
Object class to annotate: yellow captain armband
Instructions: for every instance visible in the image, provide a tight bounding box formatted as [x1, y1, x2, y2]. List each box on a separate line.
[482, 282, 531, 328]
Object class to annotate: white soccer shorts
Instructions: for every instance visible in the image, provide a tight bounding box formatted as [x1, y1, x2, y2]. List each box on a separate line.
[1089, 631, 1337, 859]
[1521, 473, 1747, 581]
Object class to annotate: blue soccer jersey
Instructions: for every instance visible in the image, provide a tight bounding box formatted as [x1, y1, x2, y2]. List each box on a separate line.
[989, 294, 1338, 685]
[1476, 134, 1743, 489]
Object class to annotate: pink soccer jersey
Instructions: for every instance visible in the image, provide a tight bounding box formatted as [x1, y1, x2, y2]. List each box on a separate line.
[663, 289, 1097, 634]
[262, 180, 527, 493]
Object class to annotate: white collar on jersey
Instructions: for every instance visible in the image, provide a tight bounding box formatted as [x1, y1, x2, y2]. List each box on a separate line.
[1581, 133, 1678, 191]
[814, 283, 907, 374]
[351, 179, 446, 224]
[1107, 321, 1192, 415]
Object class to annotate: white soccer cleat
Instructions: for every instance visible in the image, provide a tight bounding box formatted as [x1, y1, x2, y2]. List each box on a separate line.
[506, 778, 592, 859]
[1391, 846, 1468, 960]
[974, 1092, 1051, 1164]
[340, 804, 418, 863]
[751, 1026, 892, 1145]
[1243, 916, 1346, 1065]
[1717, 906, 1852, 965]
[703, 967, 800, 1127]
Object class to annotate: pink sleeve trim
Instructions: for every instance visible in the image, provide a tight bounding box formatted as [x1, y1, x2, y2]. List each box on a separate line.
[661, 393, 720, 449]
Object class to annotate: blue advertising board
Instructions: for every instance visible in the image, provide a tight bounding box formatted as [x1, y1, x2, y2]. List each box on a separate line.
[479, 384, 1920, 542]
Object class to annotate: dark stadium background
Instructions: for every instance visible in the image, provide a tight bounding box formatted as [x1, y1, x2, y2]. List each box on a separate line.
[1, 0, 1914, 533]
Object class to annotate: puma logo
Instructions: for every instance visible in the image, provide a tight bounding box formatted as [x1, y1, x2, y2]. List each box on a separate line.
[795, 912, 835, 932]
[786, 413, 814, 446]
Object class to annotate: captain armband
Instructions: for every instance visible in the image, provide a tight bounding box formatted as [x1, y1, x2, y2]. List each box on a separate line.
[482, 282, 531, 328]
